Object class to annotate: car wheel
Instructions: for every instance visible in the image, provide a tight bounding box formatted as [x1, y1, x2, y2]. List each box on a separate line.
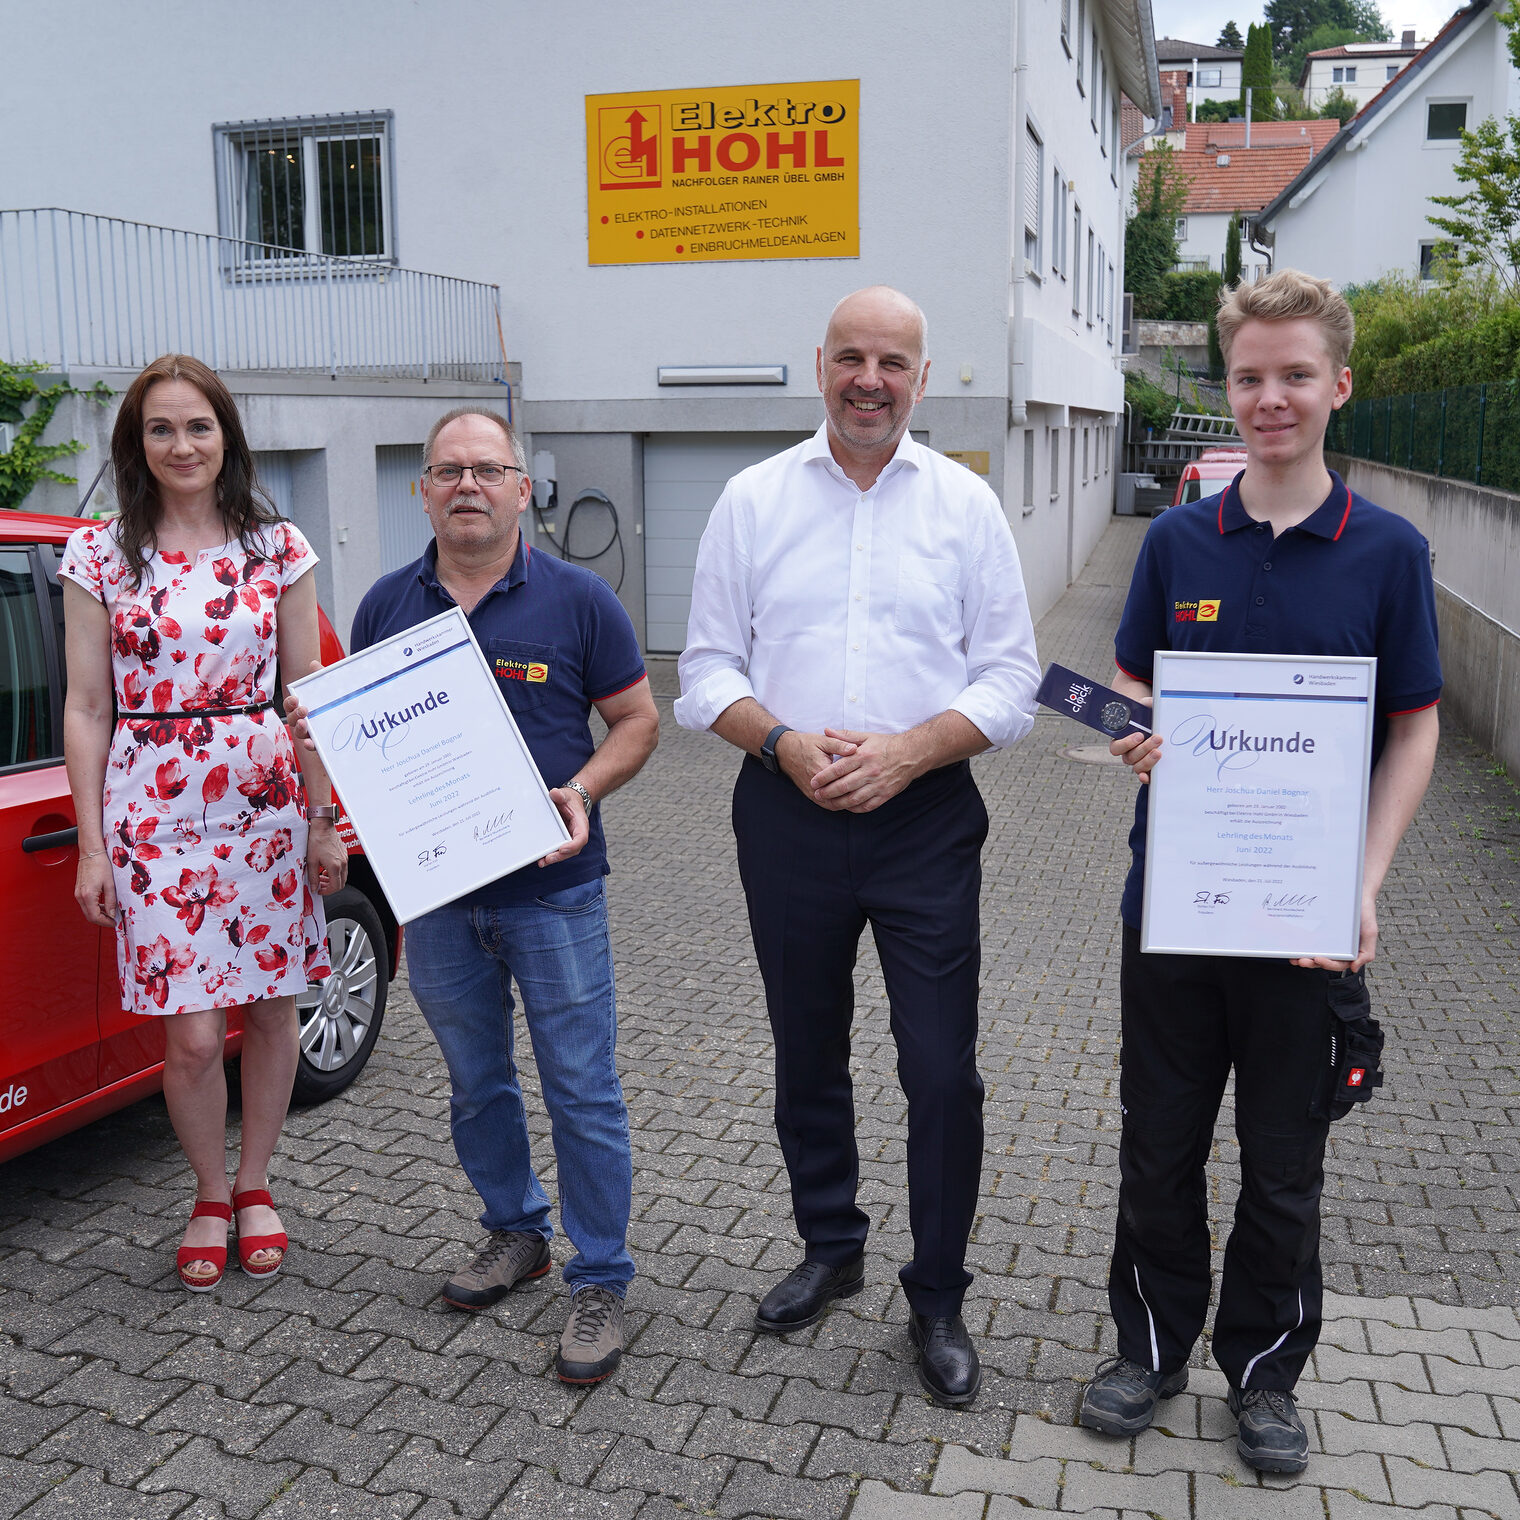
[292, 886, 388, 1104]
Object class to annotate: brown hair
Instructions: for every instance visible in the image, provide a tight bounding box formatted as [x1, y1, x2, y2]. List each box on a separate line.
[110, 354, 280, 589]
[422, 407, 526, 472]
[1216, 269, 1355, 373]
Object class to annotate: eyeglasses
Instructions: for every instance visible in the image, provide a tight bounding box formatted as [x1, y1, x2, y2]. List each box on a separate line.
[423, 463, 524, 487]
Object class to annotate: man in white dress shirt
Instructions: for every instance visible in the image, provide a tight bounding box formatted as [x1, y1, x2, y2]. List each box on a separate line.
[674, 286, 1040, 1405]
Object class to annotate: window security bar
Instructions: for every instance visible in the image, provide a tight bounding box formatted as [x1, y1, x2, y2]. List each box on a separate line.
[0, 207, 505, 383]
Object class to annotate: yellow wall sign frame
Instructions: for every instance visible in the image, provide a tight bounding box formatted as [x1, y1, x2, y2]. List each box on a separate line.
[586, 80, 859, 266]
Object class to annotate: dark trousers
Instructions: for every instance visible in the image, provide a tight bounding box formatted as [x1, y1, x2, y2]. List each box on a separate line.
[1109, 925, 1332, 1390]
[733, 757, 989, 1318]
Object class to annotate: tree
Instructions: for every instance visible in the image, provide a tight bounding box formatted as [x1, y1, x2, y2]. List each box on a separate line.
[1195, 97, 1236, 123]
[1223, 214, 1243, 287]
[1241, 23, 1278, 119]
[1283, 21, 1360, 82]
[1126, 144, 1191, 317]
[1318, 86, 1358, 124]
[1425, 0, 1520, 292]
[1264, 0, 1390, 60]
[1217, 20, 1245, 50]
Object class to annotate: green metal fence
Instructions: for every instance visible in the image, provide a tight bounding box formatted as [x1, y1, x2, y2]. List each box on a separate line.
[1327, 384, 1520, 492]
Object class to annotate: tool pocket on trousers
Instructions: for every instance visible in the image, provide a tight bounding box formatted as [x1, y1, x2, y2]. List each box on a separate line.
[1313, 968, 1385, 1121]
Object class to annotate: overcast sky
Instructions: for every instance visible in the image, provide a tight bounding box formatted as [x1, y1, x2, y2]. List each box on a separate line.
[1152, 0, 1465, 48]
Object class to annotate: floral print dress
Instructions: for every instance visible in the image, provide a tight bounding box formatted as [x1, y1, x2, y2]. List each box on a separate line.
[60, 521, 330, 1017]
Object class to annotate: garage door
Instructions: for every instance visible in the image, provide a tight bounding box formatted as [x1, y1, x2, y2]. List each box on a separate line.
[376, 445, 428, 575]
[643, 432, 810, 653]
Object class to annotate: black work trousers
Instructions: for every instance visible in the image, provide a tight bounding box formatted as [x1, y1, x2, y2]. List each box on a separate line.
[1109, 925, 1333, 1390]
[733, 756, 988, 1317]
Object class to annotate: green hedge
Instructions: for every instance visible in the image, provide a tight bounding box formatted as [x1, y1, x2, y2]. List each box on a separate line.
[1366, 307, 1520, 397]
[1160, 269, 1224, 323]
[1125, 370, 1177, 433]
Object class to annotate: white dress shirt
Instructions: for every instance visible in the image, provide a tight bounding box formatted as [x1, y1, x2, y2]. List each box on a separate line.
[675, 424, 1040, 750]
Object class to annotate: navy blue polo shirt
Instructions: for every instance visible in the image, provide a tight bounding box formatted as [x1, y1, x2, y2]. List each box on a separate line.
[351, 538, 645, 907]
[1114, 469, 1441, 928]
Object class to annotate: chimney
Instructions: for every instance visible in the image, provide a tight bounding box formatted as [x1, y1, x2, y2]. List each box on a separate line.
[1402, 27, 1416, 46]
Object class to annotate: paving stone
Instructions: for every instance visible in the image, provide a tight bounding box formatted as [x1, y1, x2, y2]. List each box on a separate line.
[369, 1434, 519, 1517]
[0, 1455, 72, 1519]
[1440, 1425, 1520, 1477]
[1386, 1454, 1520, 1514]
[592, 1433, 731, 1507]
[1315, 1409, 1447, 1464]
[682, 1407, 817, 1475]
[38, 1362, 186, 1424]
[491, 1465, 644, 1519]
[930, 1444, 1060, 1506]
[29, 1410, 185, 1485]
[1324, 1495, 1461, 1520]
[251, 1407, 408, 1485]
[7, 1465, 186, 1518]
[0, 1391, 74, 1455]
[358, 1386, 497, 1455]
[850, 1485, 985, 1520]
[714, 1459, 854, 1519]
[252, 1467, 423, 1518]
[138, 1434, 297, 1517]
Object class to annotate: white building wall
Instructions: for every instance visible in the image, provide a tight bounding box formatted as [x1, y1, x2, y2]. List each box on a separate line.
[1302, 53, 1413, 111]
[1269, 10, 1518, 287]
[3, 0, 1150, 635]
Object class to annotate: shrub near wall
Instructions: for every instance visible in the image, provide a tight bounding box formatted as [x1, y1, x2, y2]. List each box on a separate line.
[1366, 307, 1520, 397]
[1161, 270, 1224, 322]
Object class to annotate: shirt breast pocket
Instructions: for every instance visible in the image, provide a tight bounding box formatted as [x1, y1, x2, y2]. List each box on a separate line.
[894, 557, 961, 638]
[488, 638, 555, 713]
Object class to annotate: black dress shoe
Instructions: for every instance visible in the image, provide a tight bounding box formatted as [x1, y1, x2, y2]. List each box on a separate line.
[754, 1257, 865, 1333]
[909, 1312, 982, 1407]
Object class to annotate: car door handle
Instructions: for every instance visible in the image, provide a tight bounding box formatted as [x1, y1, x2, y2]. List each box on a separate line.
[23, 826, 80, 854]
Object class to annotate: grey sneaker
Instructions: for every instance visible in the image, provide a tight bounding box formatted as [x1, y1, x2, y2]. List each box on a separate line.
[556, 1286, 625, 1385]
[1228, 1385, 1309, 1473]
[441, 1230, 551, 1310]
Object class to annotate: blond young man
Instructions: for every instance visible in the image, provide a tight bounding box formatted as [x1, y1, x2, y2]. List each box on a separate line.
[1080, 272, 1441, 1472]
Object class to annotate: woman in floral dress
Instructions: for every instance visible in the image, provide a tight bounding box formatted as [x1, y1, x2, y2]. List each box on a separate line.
[62, 354, 348, 1291]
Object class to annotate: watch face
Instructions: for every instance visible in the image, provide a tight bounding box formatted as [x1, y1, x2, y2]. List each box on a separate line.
[1100, 700, 1131, 733]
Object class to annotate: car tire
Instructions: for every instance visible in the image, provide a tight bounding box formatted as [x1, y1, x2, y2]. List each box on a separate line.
[291, 885, 389, 1105]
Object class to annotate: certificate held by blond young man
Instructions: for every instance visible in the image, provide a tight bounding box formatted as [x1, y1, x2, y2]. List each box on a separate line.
[1141, 650, 1376, 960]
[289, 608, 569, 923]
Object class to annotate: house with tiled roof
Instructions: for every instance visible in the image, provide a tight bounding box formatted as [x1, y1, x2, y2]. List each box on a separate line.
[1138, 119, 1343, 281]
[1251, 0, 1516, 288]
[1154, 36, 1244, 106]
[1299, 30, 1426, 111]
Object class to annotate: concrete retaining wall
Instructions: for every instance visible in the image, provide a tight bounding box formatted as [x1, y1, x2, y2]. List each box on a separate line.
[1330, 454, 1520, 778]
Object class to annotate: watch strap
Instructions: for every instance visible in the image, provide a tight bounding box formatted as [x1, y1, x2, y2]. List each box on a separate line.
[564, 779, 593, 810]
[760, 724, 793, 772]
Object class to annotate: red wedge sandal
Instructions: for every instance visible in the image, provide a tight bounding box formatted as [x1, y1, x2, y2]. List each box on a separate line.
[176, 1199, 233, 1292]
[233, 1189, 288, 1279]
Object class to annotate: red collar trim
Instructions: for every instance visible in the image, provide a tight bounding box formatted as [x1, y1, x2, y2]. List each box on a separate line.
[1331, 481, 1353, 541]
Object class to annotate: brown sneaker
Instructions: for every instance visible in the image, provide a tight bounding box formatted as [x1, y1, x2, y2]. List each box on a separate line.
[441, 1230, 551, 1310]
[556, 1286, 625, 1384]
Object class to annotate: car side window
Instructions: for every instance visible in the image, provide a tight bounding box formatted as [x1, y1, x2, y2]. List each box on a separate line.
[0, 548, 60, 768]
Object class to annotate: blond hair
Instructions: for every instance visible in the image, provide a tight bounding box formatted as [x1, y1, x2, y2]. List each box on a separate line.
[1216, 269, 1355, 373]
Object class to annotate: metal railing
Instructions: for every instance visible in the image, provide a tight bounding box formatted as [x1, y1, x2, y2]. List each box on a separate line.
[1328, 385, 1520, 494]
[0, 207, 506, 383]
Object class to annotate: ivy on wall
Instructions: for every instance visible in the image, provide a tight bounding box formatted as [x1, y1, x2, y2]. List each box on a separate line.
[0, 361, 113, 512]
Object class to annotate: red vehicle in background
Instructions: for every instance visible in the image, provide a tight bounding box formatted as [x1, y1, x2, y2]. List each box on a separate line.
[0, 511, 400, 1164]
[1169, 448, 1249, 509]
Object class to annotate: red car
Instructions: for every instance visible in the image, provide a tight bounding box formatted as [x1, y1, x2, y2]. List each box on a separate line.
[0, 510, 400, 1163]
[1169, 448, 1249, 509]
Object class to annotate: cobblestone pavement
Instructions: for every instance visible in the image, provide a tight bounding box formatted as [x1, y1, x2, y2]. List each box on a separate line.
[2, 517, 1517, 1519]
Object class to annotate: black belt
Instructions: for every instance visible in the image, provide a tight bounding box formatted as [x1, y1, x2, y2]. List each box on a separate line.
[120, 701, 275, 721]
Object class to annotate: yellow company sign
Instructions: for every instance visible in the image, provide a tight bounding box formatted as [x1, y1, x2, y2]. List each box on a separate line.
[586, 80, 859, 266]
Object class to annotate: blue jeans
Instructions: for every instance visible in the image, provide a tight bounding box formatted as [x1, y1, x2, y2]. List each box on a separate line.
[404, 877, 634, 1295]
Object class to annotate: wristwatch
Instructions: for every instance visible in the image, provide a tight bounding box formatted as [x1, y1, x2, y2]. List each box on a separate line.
[309, 804, 338, 823]
[759, 725, 793, 774]
[564, 779, 593, 811]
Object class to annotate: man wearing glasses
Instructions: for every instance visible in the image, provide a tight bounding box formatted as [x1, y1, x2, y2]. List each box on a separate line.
[349, 408, 658, 1384]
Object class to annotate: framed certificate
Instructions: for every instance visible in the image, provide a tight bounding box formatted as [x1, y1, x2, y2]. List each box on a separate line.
[1141, 651, 1376, 959]
[289, 608, 570, 924]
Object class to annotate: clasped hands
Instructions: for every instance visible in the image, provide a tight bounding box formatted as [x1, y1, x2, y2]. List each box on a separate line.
[779, 728, 920, 814]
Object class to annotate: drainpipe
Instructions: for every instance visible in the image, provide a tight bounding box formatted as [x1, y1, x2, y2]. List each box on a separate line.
[1191, 58, 1198, 122]
[1010, 0, 1029, 426]
[1245, 88, 1253, 147]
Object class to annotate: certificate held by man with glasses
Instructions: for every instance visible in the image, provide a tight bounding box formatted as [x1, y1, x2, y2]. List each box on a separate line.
[289, 607, 569, 923]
